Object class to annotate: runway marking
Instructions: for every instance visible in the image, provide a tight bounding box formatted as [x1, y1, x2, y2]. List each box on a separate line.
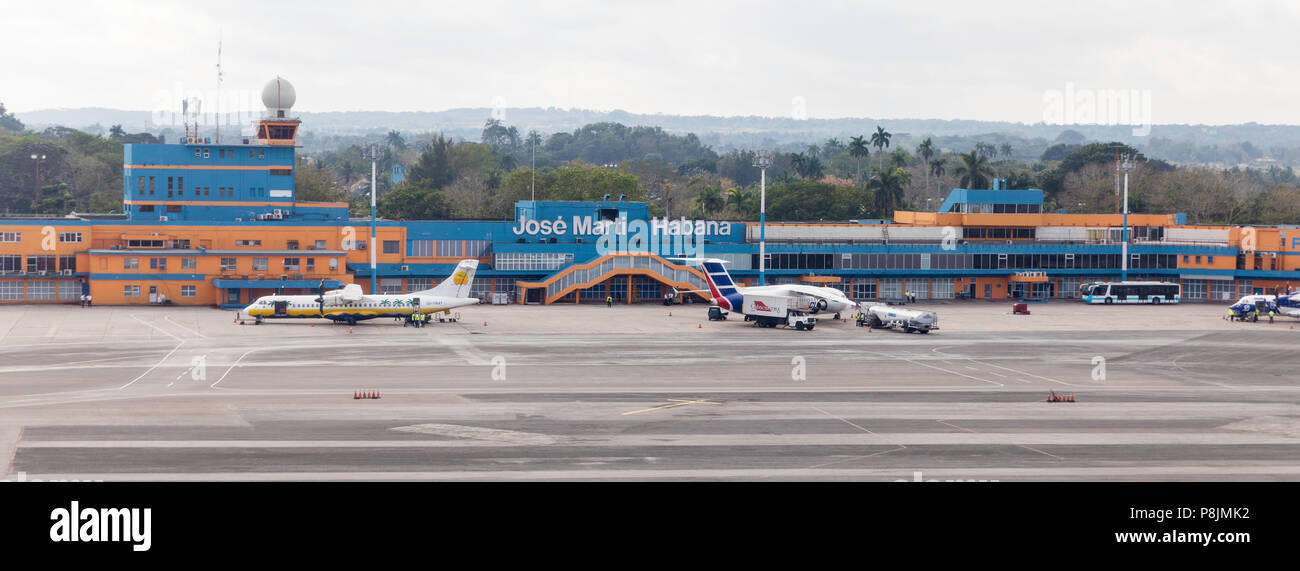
[937, 419, 1065, 461]
[3, 426, 22, 478]
[116, 341, 186, 390]
[882, 354, 1004, 387]
[971, 359, 1075, 386]
[165, 315, 209, 339]
[390, 424, 557, 445]
[211, 348, 262, 389]
[622, 398, 721, 416]
[131, 314, 183, 342]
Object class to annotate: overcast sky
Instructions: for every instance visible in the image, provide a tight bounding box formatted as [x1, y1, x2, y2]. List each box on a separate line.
[4, 0, 1299, 125]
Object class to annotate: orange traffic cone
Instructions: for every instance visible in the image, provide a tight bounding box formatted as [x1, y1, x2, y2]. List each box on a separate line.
[698, 323, 702, 328]
[483, 321, 488, 326]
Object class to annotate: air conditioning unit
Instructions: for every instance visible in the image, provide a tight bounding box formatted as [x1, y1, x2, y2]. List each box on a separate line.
[273, 209, 283, 216]
[61, 269, 72, 275]
[159, 217, 168, 222]
[400, 265, 410, 271]
[235, 218, 243, 222]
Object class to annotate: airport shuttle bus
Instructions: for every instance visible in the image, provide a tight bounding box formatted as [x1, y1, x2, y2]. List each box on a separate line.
[1082, 281, 1180, 304]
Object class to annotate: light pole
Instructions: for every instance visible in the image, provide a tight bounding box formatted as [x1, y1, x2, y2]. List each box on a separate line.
[753, 150, 771, 286]
[1119, 154, 1134, 282]
[366, 145, 379, 294]
[30, 153, 46, 214]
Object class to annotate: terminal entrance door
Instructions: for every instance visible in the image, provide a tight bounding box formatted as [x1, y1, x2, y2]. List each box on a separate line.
[525, 288, 543, 304]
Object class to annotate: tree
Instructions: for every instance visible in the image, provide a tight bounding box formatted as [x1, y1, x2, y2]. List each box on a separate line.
[385, 130, 406, 150]
[725, 186, 756, 218]
[848, 136, 869, 180]
[870, 125, 892, 171]
[695, 186, 725, 218]
[0, 103, 23, 132]
[954, 151, 994, 190]
[999, 143, 1013, 161]
[916, 137, 935, 192]
[869, 168, 907, 218]
[407, 134, 455, 190]
[108, 125, 125, 139]
[378, 180, 451, 220]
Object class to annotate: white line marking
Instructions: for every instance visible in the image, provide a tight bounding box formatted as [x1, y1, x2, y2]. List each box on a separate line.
[165, 315, 208, 338]
[211, 348, 260, 389]
[973, 359, 1075, 386]
[130, 314, 183, 341]
[117, 341, 185, 390]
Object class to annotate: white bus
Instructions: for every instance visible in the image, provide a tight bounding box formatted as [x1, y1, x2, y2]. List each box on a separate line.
[1082, 281, 1180, 304]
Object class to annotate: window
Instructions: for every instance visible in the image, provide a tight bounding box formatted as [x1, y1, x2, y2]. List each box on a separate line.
[329, 258, 338, 271]
[26, 280, 55, 299]
[314, 239, 327, 250]
[258, 150, 265, 159]
[220, 258, 237, 272]
[409, 240, 433, 257]
[0, 280, 22, 299]
[139, 205, 155, 212]
[252, 258, 268, 271]
[0, 255, 20, 273]
[138, 177, 145, 195]
[167, 177, 173, 193]
[58, 255, 75, 272]
[235, 240, 262, 247]
[270, 168, 292, 176]
[166, 205, 181, 213]
[194, 149, 201, 158]
[203, 187, 210, 196]
[287, 240, 299, 250]
[0, 232, 21, 243]
[181, 285, 196, 297]
[181, 257, 197, 270]
[168, 239, 190, 249]
[306, 258, 315, 271]
[383, 241, 400, 254]
[123, 285, 141, 297]
[283, 258, 300, 271]
[150, 258, 167, 270]
[26, 255, 56, 273]
[124, 257, 139, 269]
[1195, 256, 1202, 264]
[202, 149, 210, 158]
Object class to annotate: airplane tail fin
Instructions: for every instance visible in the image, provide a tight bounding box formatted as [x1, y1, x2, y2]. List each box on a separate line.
[697, 258, 742, 311]
[417, 259, 479, 298]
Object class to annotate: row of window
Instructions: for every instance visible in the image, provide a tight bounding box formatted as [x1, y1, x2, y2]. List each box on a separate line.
[134, 175, 277, 200]
[122, 285, 196, 297]
[408, 240, 491, 257]
[495, 253, 575, 271]
[0, 232, 82, 243]
[196, 148, 267, 160]
[950, 203, 1043, 214]
[0, 280, 82, 300]
[0, 255, 77, 273]
[756, 253, 1186, 271]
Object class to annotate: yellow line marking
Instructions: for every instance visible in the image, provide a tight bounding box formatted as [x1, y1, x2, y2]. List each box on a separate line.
[621, 398, 720, 416]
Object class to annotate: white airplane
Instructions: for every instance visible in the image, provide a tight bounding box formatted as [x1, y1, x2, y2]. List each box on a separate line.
[239, 259, 480, 325]
[673, 258, 858, 318]
[1227, 291, 1300, 321]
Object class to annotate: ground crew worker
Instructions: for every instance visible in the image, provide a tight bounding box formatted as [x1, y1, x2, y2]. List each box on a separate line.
[85, 294, 92, 307]
[1226, 308, 1236, 321]
[1269, 309, 1276, 324]
[856, 312, 865, 327]
[79, 294, 87, 308]
[606, 295, 613, 308]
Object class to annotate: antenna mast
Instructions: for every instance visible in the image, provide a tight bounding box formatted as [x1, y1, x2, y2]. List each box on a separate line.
[216, 35, 224, 144]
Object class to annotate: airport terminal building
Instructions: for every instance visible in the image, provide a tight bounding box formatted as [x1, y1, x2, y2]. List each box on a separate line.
[2, 81, 1298, 308]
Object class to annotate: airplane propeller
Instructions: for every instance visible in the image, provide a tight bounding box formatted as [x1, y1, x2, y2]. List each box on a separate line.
[315, 279, 325, 316]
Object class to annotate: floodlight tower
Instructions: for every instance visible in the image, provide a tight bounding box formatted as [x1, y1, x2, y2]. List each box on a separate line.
[753, 150, 772, 286]
[366, 144, 380, 294]
[1119, 154, 1135, 282]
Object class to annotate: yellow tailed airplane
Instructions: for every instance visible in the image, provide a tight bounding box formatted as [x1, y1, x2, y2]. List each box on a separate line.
[238, 259, 479, 325]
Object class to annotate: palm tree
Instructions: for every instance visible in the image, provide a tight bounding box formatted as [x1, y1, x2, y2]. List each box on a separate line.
[917, 137, 935, 193]
[974, 142, 996, 161]
[869, 167, 906, 217]
[385, 130, 406, 150]
[890, 149, 910, 168]
[726, 187, 754, 218]
[696, 186, 725, 218]
[999, 142, 1012, 161]
[930, 157, 947, 194]
[870, 125, 892, 171]
[848, 136, 870, 181]
[954, 151, 993, 190]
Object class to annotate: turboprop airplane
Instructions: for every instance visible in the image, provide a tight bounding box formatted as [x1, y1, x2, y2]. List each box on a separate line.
[671, 258, 858, 319]
[1228, 291, 1300, 321]
[238, 259, 479, 325]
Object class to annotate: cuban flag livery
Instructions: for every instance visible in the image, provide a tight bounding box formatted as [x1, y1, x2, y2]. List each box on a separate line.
[701, 259, 745, 311]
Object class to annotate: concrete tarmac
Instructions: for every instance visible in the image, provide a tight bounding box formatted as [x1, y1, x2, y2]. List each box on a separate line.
[1, 301, 1297, 481]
